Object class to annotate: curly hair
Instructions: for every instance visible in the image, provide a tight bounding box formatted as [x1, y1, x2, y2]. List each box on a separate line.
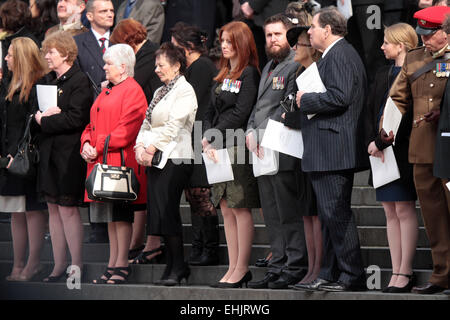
[0, 0, 31, 33]
[156, 42, 187, 75]
[110, 18, 147, 52]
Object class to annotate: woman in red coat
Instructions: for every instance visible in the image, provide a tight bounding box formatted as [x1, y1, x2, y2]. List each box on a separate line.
[80, 44, 148, 284]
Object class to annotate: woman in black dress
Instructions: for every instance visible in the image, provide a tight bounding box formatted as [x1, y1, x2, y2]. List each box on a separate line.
[282, 5, 323, 286]
[36, 31, 92, 282]
[1, 37, 47, 282]
[366, 23, 418, 293]
[202, 21, 261, 288]
[170, 22, 220, 266]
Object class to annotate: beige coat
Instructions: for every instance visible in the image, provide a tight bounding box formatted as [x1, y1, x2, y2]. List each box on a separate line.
[136, 76, 198, 159]
[389, 46, 450, 164]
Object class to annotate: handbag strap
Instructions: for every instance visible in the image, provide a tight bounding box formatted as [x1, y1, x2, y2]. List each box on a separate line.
[18, 114, 34, 146]
[102, 135, 125, 166]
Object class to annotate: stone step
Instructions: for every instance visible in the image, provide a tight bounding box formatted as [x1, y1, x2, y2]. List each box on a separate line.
[0, 220, 430, 247]
[0, 279, 447, 301]
[0, 241, 432, 269]
[0, 260, 435, 289]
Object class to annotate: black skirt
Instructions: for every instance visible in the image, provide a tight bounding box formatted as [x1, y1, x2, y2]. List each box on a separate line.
[146, 160, 193, 236]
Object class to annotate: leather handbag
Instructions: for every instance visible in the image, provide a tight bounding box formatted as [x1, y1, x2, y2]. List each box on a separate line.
[8, 114, 40, 178]
[85, 136, 140, 202]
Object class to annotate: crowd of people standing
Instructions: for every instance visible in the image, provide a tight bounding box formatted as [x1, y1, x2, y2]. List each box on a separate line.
[1, 0, 450, 296]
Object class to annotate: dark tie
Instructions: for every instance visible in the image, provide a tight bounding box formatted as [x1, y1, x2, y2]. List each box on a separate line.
[99, 37, 107, 54]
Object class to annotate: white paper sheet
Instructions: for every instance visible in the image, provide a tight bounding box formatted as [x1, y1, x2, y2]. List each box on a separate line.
[382, 97, 402, 143]
[296, 62, 327, 119]
[441, 132, 450, 137]
[36, 85, 57, 112]
[337, 0, 353, 20]
[260, 119, 304, 159]
[202, 148, 234, 184]
[153, 141, 177, 169]
[252, 147, 279, 177]
[369, 146, 400, 188]
[446, 181, 450, 191]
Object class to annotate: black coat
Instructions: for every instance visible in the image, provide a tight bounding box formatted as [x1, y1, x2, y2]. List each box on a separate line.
[185, 56, 217, 187]
[364, 65, 414, 187]
[74, 29, 107, 96]
[37, 64, 92, 203]
[0, 84, 40, 196]
[434, 79, 450, 179]
[203, 66, 260, 148]
[134, 40, 162, 104]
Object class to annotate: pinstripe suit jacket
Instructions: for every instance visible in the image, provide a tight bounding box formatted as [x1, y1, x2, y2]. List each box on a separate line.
[299, 39, 369, 172]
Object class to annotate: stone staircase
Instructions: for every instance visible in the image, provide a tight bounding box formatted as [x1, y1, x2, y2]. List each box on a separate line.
[0, 171, 448, 300]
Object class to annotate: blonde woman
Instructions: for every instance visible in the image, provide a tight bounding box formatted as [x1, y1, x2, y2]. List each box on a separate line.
[366, 23, 419, 293]
[0, 37, 47, 281]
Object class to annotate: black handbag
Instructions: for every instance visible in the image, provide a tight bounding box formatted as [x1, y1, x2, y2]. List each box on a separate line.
[85, 135, 140, 202]
[8, 114, 40, 178]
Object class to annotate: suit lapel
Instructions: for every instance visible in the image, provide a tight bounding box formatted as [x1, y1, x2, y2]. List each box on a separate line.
[130, 0, 144, 16]
[83, 30, 105, 71]
[258, 50, 295, 99]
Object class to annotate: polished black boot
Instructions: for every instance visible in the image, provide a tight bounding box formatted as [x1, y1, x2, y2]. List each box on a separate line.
[191, 215, 220, 266]
[188, 213, 204, 265]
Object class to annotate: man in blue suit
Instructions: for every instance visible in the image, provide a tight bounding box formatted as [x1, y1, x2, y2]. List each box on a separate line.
[75, 0, 115, 97]
[292, 6, 368, 292]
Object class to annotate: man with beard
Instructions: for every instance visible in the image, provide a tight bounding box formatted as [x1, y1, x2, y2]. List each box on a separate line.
[245, 14, 307, 290]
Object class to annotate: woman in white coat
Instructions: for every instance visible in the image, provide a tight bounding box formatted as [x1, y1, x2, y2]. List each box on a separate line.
[135, 42, 197, 286]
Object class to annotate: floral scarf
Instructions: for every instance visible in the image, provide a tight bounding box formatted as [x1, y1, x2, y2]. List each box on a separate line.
[145, 75, 181, 123]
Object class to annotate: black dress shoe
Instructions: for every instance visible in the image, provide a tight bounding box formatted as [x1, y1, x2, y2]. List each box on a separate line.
[247, 272, 279, 289]
[412, 282, 446, 294]
[319, 281, 366, 292]
[268, 273, 300, 289]
[293, 278, 330, 291]
[443, 289, 450, 295]
[189, 252, 219, 266]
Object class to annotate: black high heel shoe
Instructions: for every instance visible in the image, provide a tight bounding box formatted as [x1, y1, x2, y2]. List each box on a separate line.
[160, 267, 191, 286]
[42, 269, 68, 283]
[217, 271, 252, 288]
[389, 273, 416, 293]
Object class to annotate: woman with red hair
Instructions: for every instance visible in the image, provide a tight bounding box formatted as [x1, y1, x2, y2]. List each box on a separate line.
[202, 21, 260, 288]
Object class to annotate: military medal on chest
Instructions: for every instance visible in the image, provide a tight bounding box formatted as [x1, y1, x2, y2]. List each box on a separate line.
[436, 62, 450, 78]
[272, 76, 285, 90]
[222, 79, 242, 93]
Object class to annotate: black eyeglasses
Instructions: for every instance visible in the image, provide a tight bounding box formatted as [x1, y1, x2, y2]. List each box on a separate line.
[294, 42, 312, 49]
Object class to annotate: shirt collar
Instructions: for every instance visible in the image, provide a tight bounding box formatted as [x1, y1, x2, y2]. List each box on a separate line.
[60, 20, 83, 31]
[322, 37, 343, 58]
[91, 28, 110, 42]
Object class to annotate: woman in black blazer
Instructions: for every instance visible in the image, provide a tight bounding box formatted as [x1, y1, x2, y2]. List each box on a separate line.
[36, 31, 92, 282]
[365, 23, 418, 293]
[202, 21, 260, 288]
[1, 37, 47, 282]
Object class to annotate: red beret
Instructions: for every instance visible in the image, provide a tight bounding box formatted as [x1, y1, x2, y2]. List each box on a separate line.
[413, 6, 450, 35]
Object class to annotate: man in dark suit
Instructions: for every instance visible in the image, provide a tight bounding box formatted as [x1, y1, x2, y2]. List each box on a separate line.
[245, 14, 306, 290]
[74, 0, 114, 97]
[292, 6, 368, 292]
[74, 0, 115, 243]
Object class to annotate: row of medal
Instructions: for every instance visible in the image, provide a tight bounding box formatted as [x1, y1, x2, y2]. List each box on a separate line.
[435, 63, 450, 78]
[272, 76, 285, 90]
[222, 79, 242, 93]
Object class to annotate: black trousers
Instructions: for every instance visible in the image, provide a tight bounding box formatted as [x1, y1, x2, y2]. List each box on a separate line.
[309, 170, 365, 286]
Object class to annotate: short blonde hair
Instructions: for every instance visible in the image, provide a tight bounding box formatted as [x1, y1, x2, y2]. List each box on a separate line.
[42, 30, 78, 65]
[384, 23, 418, 52]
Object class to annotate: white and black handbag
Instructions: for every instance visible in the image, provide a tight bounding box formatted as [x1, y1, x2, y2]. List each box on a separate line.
[85, 136, 140, 202]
